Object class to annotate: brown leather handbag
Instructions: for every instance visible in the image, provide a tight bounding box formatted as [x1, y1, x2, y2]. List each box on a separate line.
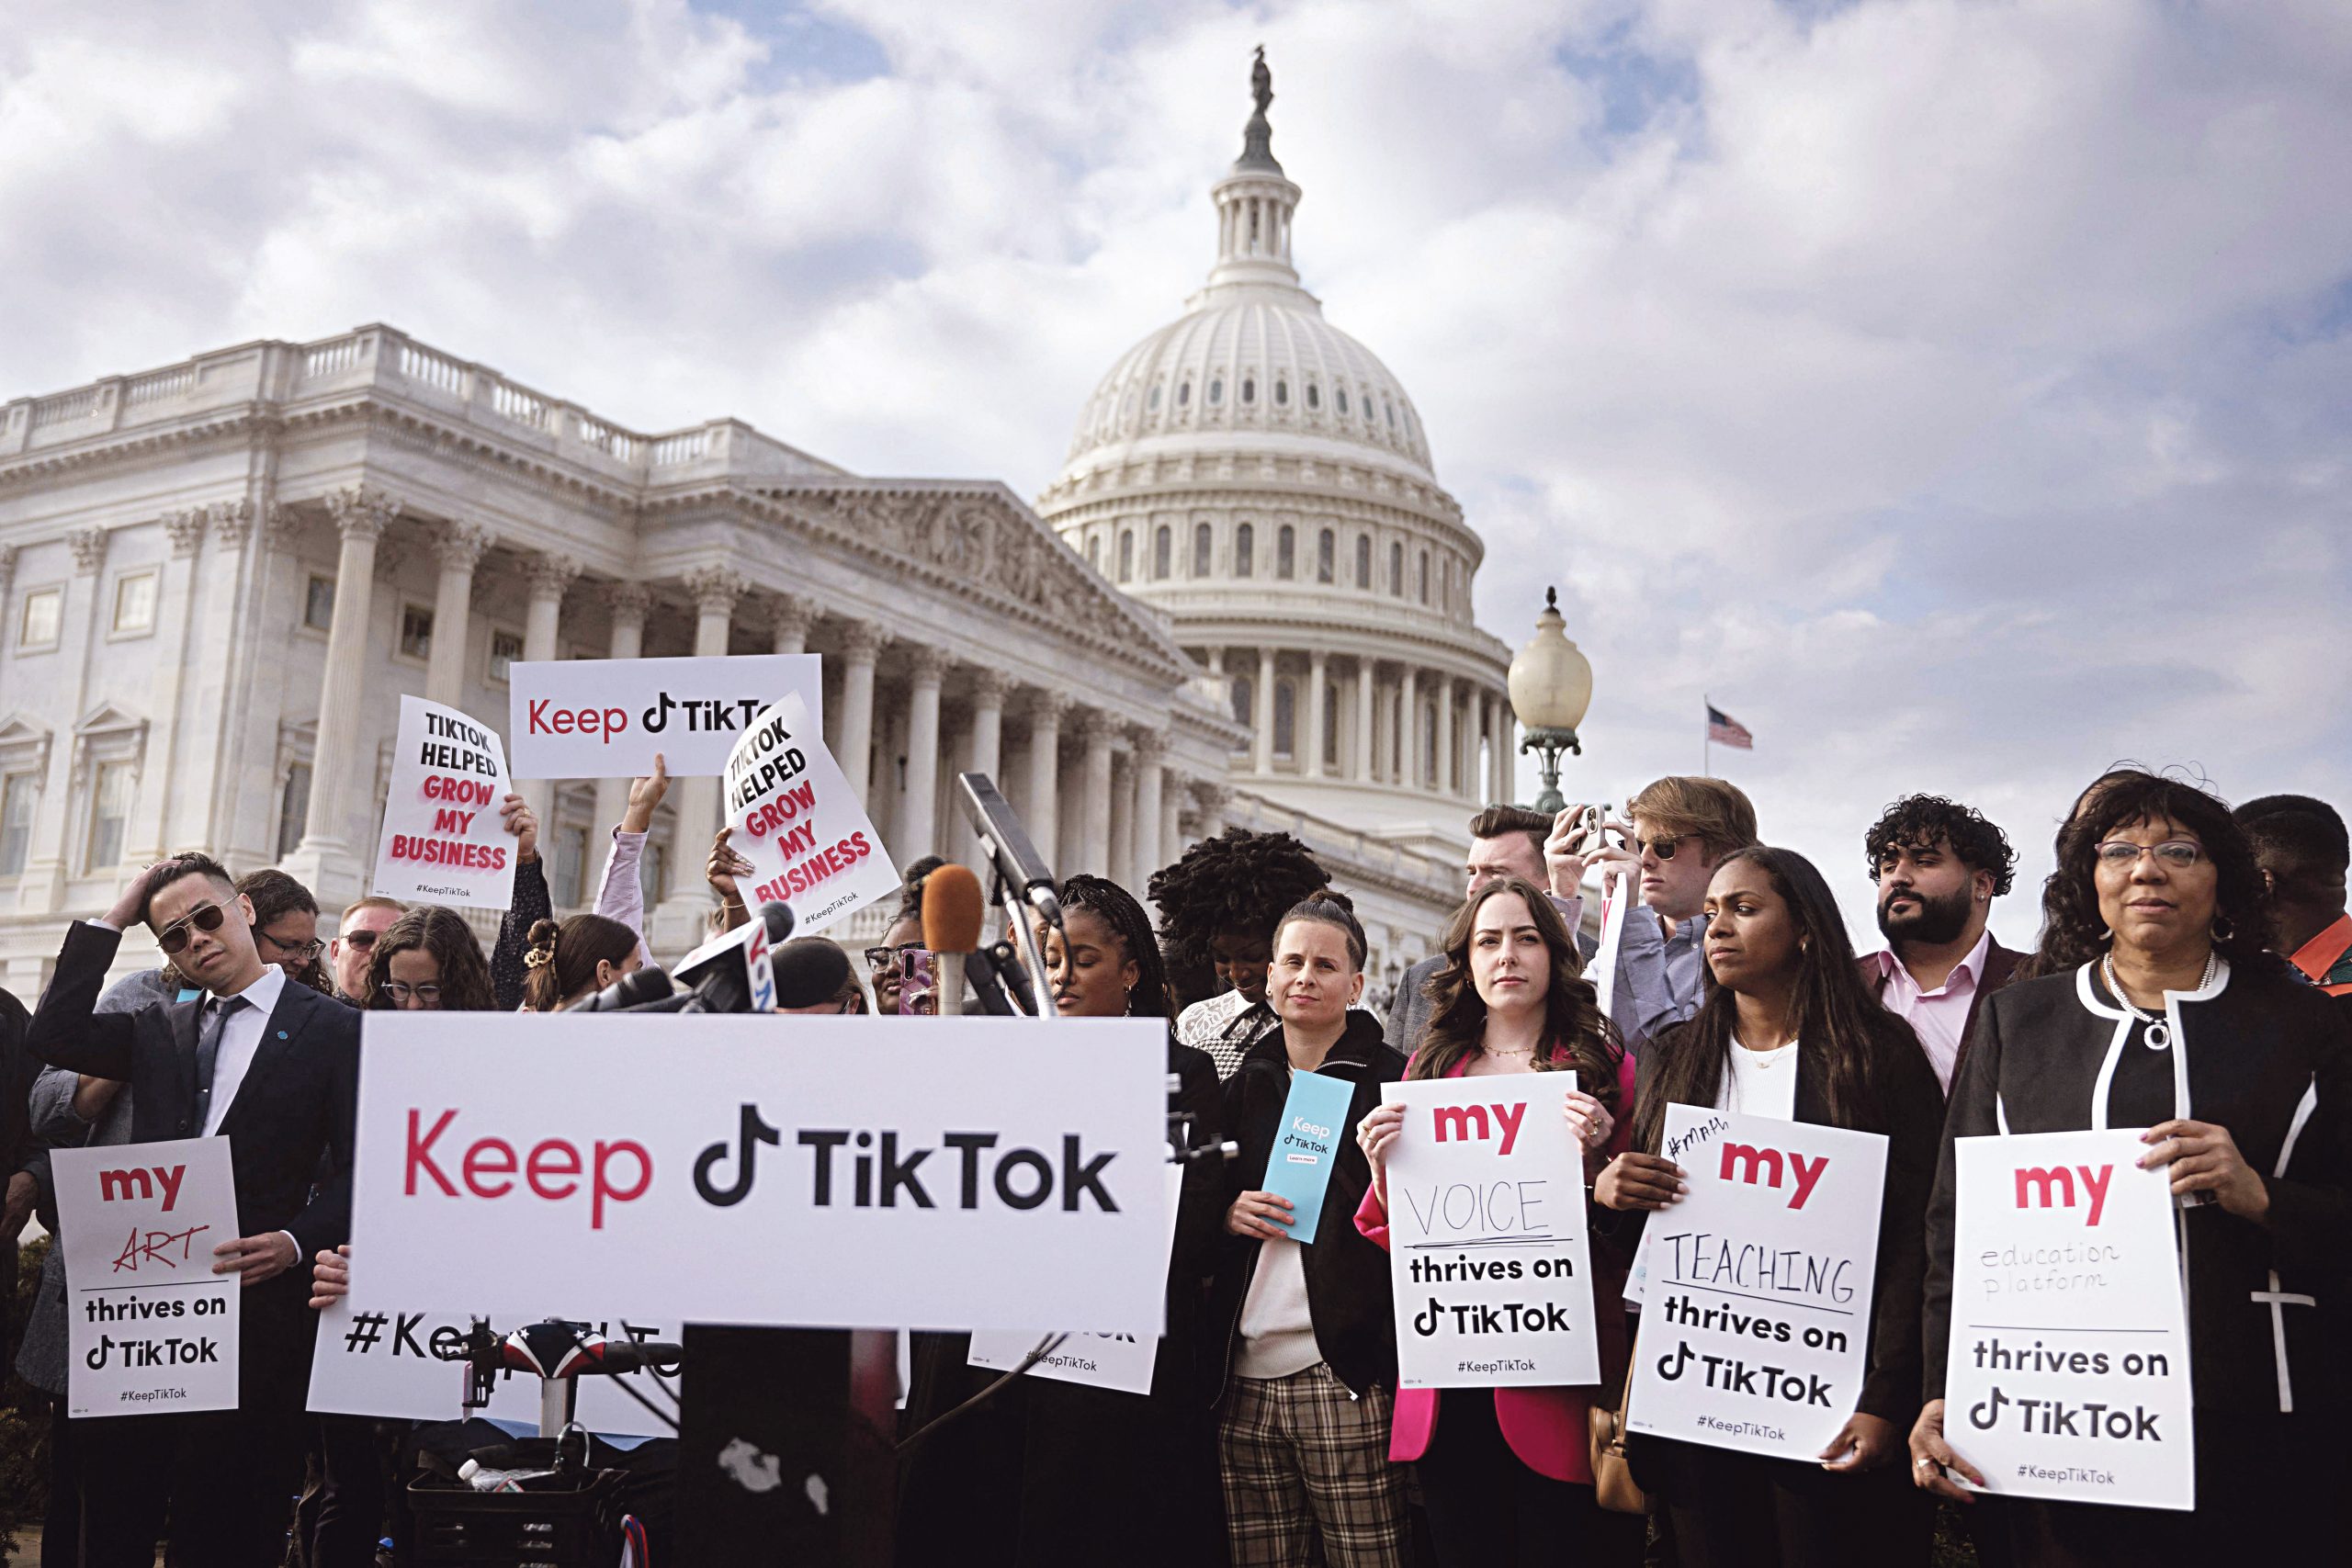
[1589, 1329, 1647, 1515]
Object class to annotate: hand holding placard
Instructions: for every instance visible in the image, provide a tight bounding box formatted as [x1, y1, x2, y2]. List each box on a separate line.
[1259, 1070, 1358, 1244]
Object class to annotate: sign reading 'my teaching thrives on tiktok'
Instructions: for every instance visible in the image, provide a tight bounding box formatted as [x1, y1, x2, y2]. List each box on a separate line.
[1942, 1128, 2193, 1511]
[1627, 1106, 1887, 1463]
[1379, 1075, 1600, 1390]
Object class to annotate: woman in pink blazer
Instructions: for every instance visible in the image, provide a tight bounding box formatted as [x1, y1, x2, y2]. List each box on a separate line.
[1355, 877, 1645, 1567]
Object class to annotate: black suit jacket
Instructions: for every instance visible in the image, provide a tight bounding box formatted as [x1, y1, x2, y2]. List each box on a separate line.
[26, 920, 359, 1263]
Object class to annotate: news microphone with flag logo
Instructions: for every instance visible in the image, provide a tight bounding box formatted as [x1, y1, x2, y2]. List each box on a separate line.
[666, 901, 796, 1012]
[918, 863, 986, 1017]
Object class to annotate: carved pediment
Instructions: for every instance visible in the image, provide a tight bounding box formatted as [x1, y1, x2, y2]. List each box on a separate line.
[747, 481, 1189, 675]
[0, 712, 53, 773]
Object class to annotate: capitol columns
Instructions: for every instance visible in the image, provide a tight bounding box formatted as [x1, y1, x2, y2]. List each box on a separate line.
[769, 593, 815, 659]
[1024, 689, 1070, 866]
[515, 552, 582, 830]
[1437, 674, 1456, 796]
[1305, 649, 1329, 778]
[1107, 748, 1134, 890]
[124, 509, 209, 864]
[648, 567, 745, 950]
[958, 667, 1009, 870]
[1133, 728, 1167, 882]
[1077, 709, 1117, 877]
[836, 623, 884, 808]
[591, 581, 655, 844]
[424, 521, 492, 707]
[285, 486, 400, 900]
[1353, 658, 1376, 784]
[899, 645, 948, 862]
[1252, 648, 1276, 773]
[1398, 664, 1420, 790]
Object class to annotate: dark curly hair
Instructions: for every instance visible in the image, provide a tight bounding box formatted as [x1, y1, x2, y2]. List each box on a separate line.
[1148, 828, 1328, 967]
[1410, 877, 1622, 1112]
[237, 867, 335, 996]
[1633, 847, 1923, 1154]
[2034, 770, 2277, 977]
[1057, 874, 1171, 1022]
[365, 906, 499, 1011]
[1862, 795, 2017, 896]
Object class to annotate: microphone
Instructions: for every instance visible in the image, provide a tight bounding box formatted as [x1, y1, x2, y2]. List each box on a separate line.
[920, 863, 987, 1018]
[673, 902, 797, 1012]
[564, 965, 678, 1012]
[956, 773, 1062, 929]
[771, 938, 854, 1011]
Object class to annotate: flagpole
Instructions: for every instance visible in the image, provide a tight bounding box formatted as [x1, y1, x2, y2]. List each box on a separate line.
[1702, 693, 1711, 778]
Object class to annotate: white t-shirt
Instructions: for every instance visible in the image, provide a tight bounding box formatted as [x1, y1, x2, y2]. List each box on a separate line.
[1718, 1037, 1800, 1121]
[1236, 1236, 1320, 1379]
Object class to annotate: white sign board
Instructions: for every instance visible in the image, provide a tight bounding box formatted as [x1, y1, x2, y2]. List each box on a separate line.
[347, 1012, 1171, 1335]
[968, 1164, 1184, 1395]
[1378, 1075, 1600, 1389]
[722, 693, 897, 935]
[309, 1300, 675, 1436]
[53, 1138, 242, 1417]
[371, 694, 516, 909]
[1943, 1129, 2193, 1510]
[508, 655, 822, 780]
[1627, 1106, 1888, 1461]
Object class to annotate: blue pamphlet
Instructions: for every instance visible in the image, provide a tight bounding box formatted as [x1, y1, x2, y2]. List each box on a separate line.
[1262, 1070, 1359, 1245]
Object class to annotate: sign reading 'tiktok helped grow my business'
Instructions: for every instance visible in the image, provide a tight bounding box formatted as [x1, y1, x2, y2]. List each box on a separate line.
[722, 693, 897, 935]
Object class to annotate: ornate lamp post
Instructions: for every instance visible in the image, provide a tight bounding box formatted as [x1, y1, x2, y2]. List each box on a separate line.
[1507, 587, 1593, 815]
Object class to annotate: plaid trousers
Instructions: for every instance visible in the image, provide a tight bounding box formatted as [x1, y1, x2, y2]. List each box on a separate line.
[1217, 1363, 1408, 1568]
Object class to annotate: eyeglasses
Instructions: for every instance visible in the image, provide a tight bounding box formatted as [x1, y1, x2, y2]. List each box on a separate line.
[261, 931, 324, 962]
[1634, 835, 1683, 862]
[343, 929, 381, 952]
[379, 982, 443, 1006]
[156, 902, 228, 956]
[2096, 840, 2205, 871]
[864, 943, 924, 976]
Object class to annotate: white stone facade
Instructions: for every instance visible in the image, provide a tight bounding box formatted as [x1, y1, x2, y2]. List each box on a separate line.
[0, 323, 1469, 1000]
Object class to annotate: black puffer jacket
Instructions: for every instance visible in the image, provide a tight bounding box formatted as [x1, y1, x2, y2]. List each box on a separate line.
[1212, 1012, 1406, 1397]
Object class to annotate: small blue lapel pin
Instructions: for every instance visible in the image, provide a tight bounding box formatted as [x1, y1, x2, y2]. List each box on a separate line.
[277, 1030, 289, 1040]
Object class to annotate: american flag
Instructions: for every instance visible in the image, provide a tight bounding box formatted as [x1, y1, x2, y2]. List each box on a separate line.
[1706, 705, 1755, 750]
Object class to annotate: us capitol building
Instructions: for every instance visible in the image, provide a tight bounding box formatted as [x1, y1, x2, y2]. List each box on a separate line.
[0, 60, 1511, 1000]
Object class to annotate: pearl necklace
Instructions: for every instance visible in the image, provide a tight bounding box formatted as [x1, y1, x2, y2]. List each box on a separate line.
[2101, 950, 2219, 1050]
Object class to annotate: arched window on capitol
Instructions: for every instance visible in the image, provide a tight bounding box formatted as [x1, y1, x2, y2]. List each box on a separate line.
[1231, 674, 1254, 728]
[1306, 381, 1320, 411]
[1153, 525, 1171, 580]
[1419, 550, 1430, 604]
[1389, 541, 1404, 596]
[1088, 536, 1102, 572]
[1355, 534, 1372, 589]
[1193, 522, 1213, 577]
[1273, 679, 1296, 760]
[1209, 378, 1225, 406]
[1276, 525, 1295, 580]
[1118, 530, 1135, 583]
[1242, 377, 1256, 406]
[1317, 528, 1335, 583]
[1236, 522, 1255, 578]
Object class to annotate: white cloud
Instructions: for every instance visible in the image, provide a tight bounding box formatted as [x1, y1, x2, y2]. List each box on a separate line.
[2, 0, 2346, 945]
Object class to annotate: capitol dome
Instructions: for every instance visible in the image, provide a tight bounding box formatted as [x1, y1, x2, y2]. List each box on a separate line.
[1038, 51, 1512, 859]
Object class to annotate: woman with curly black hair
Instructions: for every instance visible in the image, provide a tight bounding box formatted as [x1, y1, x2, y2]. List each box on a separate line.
[1148, 828, 1330, 1077]
[1911, 770, 2352, 1562]
[360, 907, 499, 1011]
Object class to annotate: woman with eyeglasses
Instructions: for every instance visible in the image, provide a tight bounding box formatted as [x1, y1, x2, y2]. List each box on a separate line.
[361, 907, 500, 1011]
[1912, 771, 2352, 1562]
[239, 868, 336, 995]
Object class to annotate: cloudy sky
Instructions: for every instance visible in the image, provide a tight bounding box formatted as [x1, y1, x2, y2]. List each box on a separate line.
[6, 0, 2347, 944]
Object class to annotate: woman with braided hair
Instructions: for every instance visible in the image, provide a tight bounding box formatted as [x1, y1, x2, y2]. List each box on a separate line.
[1149, 828, 1332, 1078]
[1001, 874, 1227, 1566]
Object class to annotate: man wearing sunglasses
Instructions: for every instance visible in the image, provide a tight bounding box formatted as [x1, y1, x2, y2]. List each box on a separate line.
[1544, 774, 1759, 1056]
[330, 894, 406, 1001]
[23, 852, 359, 1566]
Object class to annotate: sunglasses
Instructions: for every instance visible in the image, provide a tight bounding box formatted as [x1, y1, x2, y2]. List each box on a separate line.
[1634, 835, 1684, 862]
[156, 902, 228, 956]
[343, 929, 382, 952]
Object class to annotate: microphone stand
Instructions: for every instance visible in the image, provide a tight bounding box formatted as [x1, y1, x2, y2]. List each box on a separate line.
[986, 856, 1058, 1024]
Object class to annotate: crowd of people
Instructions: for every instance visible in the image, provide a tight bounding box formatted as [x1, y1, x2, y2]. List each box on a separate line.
[1, 753, 2347, 1567]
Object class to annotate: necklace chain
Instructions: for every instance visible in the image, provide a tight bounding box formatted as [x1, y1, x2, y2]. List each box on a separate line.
[2101, 951, 2219, 1049]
